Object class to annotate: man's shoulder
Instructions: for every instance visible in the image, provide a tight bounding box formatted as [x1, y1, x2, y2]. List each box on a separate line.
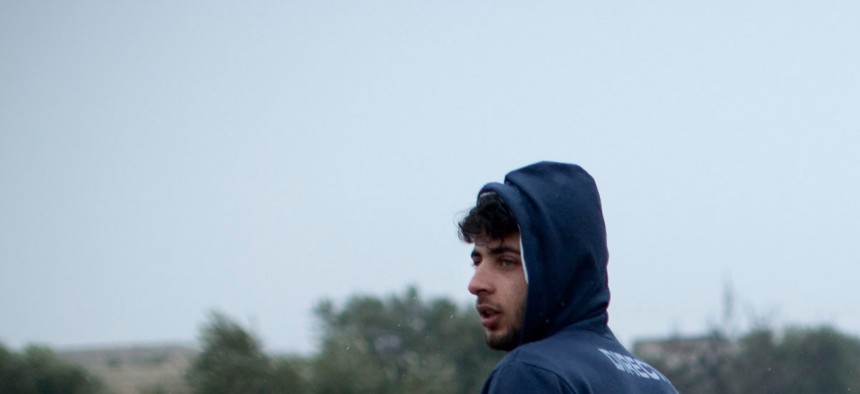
[488, 329, 605, 387]
[486, 329, 678, 394]
[483, 354, 576, 394]
[505, 328, 606, 367]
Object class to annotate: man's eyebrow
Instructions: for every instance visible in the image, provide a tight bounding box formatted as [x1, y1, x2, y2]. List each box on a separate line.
[488, 245, 520, 255]
[471, 245, 521, 258]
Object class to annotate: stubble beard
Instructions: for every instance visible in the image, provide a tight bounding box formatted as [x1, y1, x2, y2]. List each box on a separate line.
[485, 303, 525, 351]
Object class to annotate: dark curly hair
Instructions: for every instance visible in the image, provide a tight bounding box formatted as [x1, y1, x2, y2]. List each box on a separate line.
[458, 192, 519, 243]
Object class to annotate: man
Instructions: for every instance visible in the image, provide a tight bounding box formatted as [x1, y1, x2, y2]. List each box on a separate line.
[460, 161, 678, 393]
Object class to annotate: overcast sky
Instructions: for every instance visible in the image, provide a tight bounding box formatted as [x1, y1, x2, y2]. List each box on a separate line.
[2, 1, 858, 355]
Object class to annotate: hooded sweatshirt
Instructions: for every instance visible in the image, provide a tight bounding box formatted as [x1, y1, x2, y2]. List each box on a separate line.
[477, 162, 677, 394]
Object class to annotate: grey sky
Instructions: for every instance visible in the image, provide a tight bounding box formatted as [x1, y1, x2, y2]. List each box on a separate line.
[2, 1, 858, 354]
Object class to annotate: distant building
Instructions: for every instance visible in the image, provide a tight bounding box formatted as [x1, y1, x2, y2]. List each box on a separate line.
[58, 344, 197, 394]
[634, 335, 737, 371]
[634, 335, 738, 394]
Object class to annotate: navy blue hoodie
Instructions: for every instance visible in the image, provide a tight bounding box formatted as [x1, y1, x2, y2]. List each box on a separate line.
[476, 162, 678, 394]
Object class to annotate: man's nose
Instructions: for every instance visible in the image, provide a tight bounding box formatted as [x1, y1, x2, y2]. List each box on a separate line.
[468, 265, 493, 296]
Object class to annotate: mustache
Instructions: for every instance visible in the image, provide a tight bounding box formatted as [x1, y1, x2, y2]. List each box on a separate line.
[475, 298, 501, 312]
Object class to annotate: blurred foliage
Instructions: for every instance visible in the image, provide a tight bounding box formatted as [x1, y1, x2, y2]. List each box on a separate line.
[311, 286, 499, 394]
[185, 312, 309, 394]
[0, 343, 105, 394]
[638, 325, 860, 394]
[186, 287, 499, 394]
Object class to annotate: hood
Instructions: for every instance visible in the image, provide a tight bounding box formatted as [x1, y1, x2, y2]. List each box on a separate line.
[479, 161, 610, 347]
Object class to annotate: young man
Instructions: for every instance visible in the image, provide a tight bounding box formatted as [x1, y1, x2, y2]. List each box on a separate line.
[460, 162, 678, 394]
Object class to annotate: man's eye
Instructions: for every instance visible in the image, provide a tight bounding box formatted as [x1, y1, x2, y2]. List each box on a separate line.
[500, 259, 516, 266]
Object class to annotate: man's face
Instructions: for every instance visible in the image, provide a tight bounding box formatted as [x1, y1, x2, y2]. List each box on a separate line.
[468, 232, 527, 351]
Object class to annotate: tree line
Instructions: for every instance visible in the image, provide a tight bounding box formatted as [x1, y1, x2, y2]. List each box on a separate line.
[2, 286, 859, 393]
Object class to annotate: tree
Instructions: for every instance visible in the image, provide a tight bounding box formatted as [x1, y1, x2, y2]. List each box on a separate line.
[0, 342, 105, 394]
[731, 326, 860, 394]
[311, 286, 499, 394]
[639, 325, 860, 394]
[186, 312, 309, 394]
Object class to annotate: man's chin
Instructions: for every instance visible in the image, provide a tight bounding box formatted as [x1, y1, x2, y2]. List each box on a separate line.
[485, 328, 521, 351]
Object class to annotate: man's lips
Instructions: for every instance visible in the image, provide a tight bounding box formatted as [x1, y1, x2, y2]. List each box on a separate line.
[476, 304, 501, 329]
